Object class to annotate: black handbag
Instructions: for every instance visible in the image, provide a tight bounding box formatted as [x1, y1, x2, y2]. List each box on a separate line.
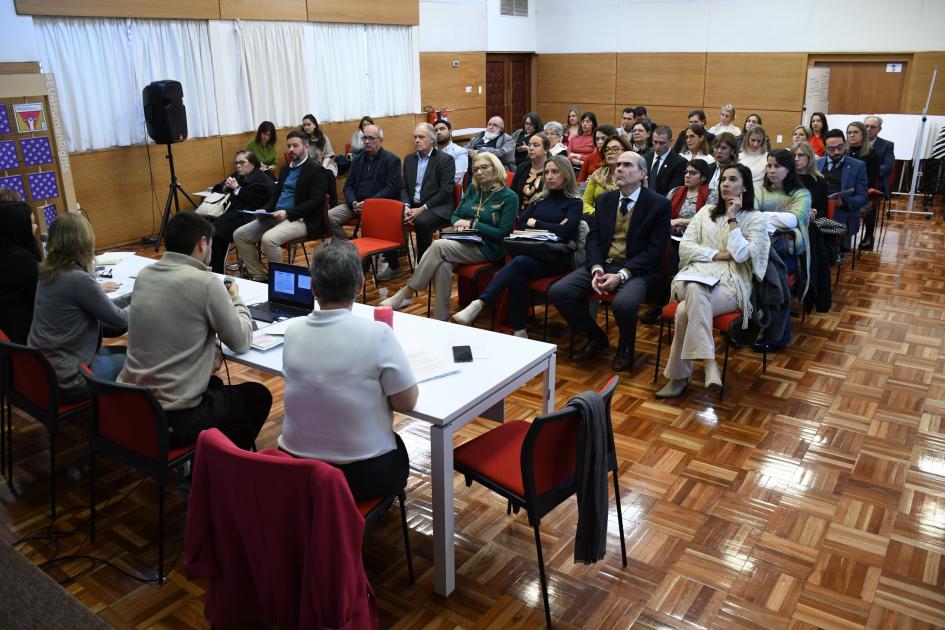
[502, 237, 576, 263]
[813, 216, 845, 236]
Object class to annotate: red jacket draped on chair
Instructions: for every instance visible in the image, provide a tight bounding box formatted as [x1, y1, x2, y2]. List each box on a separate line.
[184, 429, 377, 630]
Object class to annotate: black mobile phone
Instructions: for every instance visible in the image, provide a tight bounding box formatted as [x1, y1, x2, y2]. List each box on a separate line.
[452, 345, 473, 363]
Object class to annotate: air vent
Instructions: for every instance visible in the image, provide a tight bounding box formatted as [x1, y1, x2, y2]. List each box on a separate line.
[500, 0, 528, 17]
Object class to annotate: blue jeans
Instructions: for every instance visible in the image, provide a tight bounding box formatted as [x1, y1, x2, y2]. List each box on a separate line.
[479, 255, 571, 331]
[91, 348, 126, 381]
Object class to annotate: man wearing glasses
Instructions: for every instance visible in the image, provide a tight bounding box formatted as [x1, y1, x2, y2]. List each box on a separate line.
[327, 124, 402, 241]
[817, 129, 868, 253]
[860, 116, 895, 251]
[550, 151, 671, 372]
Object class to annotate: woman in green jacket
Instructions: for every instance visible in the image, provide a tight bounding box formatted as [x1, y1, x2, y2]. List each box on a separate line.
[381, 152, 518, 321]
[247, 121, 277, 172]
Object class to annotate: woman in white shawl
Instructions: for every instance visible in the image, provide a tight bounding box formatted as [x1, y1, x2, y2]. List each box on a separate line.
[655, 163, 769, 399]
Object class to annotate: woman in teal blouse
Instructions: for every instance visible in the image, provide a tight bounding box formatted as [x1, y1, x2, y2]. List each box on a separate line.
[247, 121, 277, 172]
[381, 152, 518, 321]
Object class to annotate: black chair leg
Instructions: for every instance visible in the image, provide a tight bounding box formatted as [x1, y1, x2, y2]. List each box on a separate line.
[542, 294, 550, 342]
[49, 432, 56, 519]
[533, 524, 552, 628]
[612, 470, 627, 567]
[302, 243, 310, 267]
[158, 484, 166, 584]
[654, 318, 664, 383]
[89, 450, 96, 543]
[398, 492, 415, 585]
[720, 343, 730, 402]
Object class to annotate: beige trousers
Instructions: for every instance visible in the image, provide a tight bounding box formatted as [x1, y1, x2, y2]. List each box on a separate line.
[664, 281, 739, 380]
[406, 239, 489, 320]
[233, 218, 308, 280]
[327, 203, 358, 241]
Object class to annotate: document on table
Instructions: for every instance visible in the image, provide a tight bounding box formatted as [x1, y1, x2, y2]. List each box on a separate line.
[407, 350, 459, 383]
[95, 251, 135, 265]
[507, 230, 560, 241]
[239, 209, 277, 217]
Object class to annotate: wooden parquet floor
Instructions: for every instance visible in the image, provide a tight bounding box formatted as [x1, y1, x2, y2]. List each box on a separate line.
[3, 202, 945, 629]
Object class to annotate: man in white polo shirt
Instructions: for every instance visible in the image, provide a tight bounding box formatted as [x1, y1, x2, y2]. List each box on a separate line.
[278, 240, 418, 501]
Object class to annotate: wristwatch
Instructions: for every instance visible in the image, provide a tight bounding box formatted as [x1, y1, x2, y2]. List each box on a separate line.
[618, 269, 630, 284]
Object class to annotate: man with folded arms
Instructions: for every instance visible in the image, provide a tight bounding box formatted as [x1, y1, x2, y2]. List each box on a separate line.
[120, 212, 272, 450]
[550, 151, 670, 372]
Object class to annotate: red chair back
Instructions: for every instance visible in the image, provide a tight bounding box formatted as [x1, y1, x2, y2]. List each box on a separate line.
[505, 171, 515, 187]
[827, 199, 836, 220]
[0, 336, 59, 421]
[521, 406, 581, 500]
[80, 364, 170, 468]
[453, 182, 463, 208]
[361, 198, 407, 246]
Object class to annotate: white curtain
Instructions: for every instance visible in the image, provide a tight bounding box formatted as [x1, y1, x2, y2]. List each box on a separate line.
[35, 18, 142, 151]
[36, 17, 420, 152]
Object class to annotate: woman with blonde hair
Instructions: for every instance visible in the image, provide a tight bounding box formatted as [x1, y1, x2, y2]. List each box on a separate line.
[709, 104, 740, 136]
[792, 141, 827, 218]
[28, 213, 129, 402]
[381, 152, 518, 321]
[846, 121, 880, 187]
[792, 125, 811, 145]
[738, 125, 769, 184]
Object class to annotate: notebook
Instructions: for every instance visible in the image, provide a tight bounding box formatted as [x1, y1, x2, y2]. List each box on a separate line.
[247, 262, 314, 323]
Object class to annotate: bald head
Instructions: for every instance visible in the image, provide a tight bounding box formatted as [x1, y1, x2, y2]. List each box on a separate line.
[615, 151, 647, 192]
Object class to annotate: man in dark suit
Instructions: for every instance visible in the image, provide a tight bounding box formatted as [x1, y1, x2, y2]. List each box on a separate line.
[379, 123, 456, 278]
[861, 116, 895, 250]
[817, 129, 869, 253]
[549, 151, 671, 371]
[646, 125, 687, 195]
[328, 123, 401, 242]
[233, 130, 333, 281]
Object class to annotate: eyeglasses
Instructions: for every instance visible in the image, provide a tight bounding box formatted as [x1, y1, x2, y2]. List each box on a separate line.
[472, 165, 492, 172]
[684, 170, 701, 176]
[825, 144, 845, 153]
[234, 160, 248, 166]
[362, 135, 379, 141]
[603, 146, 623, 154]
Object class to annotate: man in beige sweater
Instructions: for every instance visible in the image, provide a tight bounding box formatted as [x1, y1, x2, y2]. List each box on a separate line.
[119, 212, 271, 450]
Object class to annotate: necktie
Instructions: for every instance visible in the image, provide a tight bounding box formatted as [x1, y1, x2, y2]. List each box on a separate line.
[620, 197, 631, 216]
[651, 155, 662, 180]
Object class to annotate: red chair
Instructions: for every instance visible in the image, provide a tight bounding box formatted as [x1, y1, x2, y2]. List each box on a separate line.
[453, 182, 463, 209]
[654, 303, 765, 401]
[526, 274, 568, 341]
[0, 331, 91, 517]
[453, 377, 626, 628]
[406, 183, 465, 265]
[80, 365, 196, 583]
[427, 261, 501, 318]
[350, 198, 412, 302]
[505, 171, 514, 187]
[278, 194, 332, 267]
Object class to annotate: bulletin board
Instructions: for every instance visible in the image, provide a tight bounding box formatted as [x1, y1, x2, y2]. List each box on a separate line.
[0, 73, 77, 233]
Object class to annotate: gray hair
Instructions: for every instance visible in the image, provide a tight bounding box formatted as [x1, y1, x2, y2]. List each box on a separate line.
[309, 240, 364, 305]
[626, 151, 648, 173]
[364, 124, 383, 139]
[721, 104, 735, 117]
[865, 115, 883, 128]
[543, 121, 564, 138]
[415, 122, 435, 141]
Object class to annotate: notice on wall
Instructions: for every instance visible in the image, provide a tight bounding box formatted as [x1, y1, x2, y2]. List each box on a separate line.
[803, 67, 830, 124]
[13, 102, 48, 133]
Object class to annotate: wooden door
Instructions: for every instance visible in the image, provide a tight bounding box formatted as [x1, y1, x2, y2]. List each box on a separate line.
[813, 60, 907, 113]
[486, 53, 532, 131]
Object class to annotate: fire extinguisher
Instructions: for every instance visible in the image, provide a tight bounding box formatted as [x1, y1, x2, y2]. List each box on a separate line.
[423, 106, 450, 124]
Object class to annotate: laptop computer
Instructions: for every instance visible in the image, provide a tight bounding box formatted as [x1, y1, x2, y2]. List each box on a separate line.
[248, 262, 314, 323]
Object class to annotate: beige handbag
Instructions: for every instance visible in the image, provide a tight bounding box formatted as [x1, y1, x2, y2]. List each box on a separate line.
[196, 191, 231, 218]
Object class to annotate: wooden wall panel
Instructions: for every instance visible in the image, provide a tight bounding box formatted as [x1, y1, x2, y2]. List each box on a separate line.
[616, 53, 705, 108]
[742, 109, 804, 149]
[307, 0, 418, 25]
[147, 138, 225, 213]
[638, 105, 704, 138]
[537, 54, 616, 105]
[704, 53, 806, 113]
[440, 108, 488, 133]
[0, 62, 40, 74]
[15, 0, 220, 18]
[537, 103, 616, 128]
[220, 0, 306, 21]
[70, 146, 157, 248]
[421, 52, 486, 113]
[220, 132, 258, 173]
[904, 52, 945, 114]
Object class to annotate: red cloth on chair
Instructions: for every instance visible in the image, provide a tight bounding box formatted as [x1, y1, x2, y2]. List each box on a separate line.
[184, 429, 377, 630]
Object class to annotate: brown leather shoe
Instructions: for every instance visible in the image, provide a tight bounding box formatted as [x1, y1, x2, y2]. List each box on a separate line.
[611, 350, 633, 372]
[573, 335, 609, 362]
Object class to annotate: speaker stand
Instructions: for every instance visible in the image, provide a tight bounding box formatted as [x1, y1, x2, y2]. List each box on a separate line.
[155, 144, 197, 252]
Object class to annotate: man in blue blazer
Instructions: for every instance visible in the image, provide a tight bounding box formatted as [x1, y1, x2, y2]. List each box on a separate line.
[817, 129, 868, 252]
[861, 116, 895, 249]
[549, 151, 671, 371]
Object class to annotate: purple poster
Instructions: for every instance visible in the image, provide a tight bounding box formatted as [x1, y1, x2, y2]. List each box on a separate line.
[21, 137, 53, 166]
[28, 171, 58, 201]
[0, 106, 9, 135]
[0, 140, 17, 169]
[41, 203, 57, 227]
[0, 174, 24, 198]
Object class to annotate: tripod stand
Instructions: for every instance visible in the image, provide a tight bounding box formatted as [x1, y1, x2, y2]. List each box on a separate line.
[155, 143, 197, 252]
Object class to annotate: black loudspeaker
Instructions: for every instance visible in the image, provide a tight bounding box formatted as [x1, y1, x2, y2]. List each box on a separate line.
[142, 80, 188, 145]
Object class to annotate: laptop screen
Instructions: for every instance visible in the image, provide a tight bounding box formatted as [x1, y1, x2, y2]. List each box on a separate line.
[267, 262, 314, 309]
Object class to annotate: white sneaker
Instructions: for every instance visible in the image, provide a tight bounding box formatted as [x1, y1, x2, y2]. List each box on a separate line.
[380, 288, 412, 311]
[513, 329, 529, 339]
[452, 299, 484, 325]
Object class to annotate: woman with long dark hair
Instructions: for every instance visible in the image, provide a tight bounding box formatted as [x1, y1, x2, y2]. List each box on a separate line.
[808, 112, 828, 157]
[247, 121, 277, 171]
[655, 164, 769, 399]
[514, 112, 543, 166]
[567, 111, 598, 171]
[0, 202, 43, 343]
[301, 114, 337, 175]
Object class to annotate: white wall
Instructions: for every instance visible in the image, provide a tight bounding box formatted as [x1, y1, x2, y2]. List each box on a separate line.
[419, 0, 487, 51]
[535, 0, 945, 54]
[0, 0, 39, 62]
[485, 0, 535, 52]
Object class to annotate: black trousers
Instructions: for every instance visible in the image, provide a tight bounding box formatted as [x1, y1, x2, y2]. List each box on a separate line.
[549, 264, 649, 355]
[392, 211, 451, 268]
[166, 376, 271, 450]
